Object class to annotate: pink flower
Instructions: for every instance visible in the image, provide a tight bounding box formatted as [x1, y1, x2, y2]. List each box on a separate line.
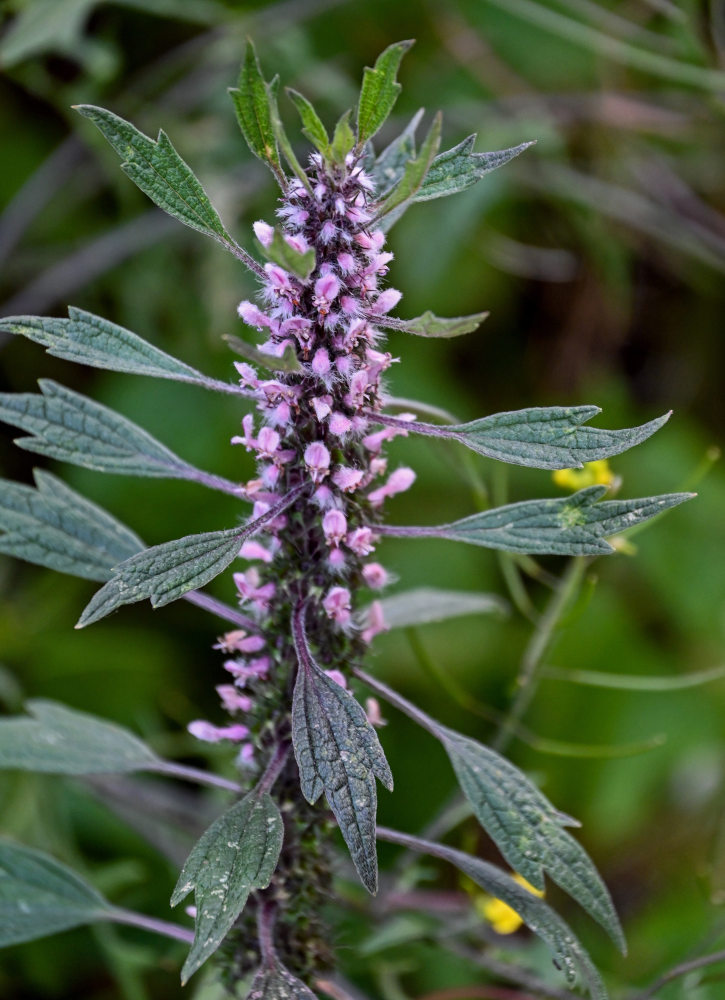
[329, 412, 352, 436]
[346, 526, 375, 556]
[311, 348, 331, 376]
[325, 669, 348, 688]
[216, 685, 253, 713]
[214, 630, 266, 654]
[365, 697, 387, 727]
[311, 395, 332, 421]
[188, 720, 250, 743]
[362, 562, 389, 589]
[370, 288, 402, 315]
[239, 540, 275, 563]
[323, 586, 352, 625]
[332, 466, 364, 492]
[224, 657, 270, 683]
[313, 273, 340, 315]
[368, 467, 416, 506]
[237, 300, 273, 329]
[362, 600, 388, 643]
[304, 441, 331, 483]
[253, 220, 274, 247]
[323, 509, 348, 547]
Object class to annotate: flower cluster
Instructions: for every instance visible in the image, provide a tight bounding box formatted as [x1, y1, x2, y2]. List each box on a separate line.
[188, 150, 416, 756]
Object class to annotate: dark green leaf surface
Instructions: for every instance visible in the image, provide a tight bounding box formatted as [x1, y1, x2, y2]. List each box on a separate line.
[0, 700, 161, 775]
[77, 488, 302, 626]
[440, 726, 625, 949]
[75, 105, 246, 257]
[356, 40, 414, 146]
[248, 960, 318, 1000]
[287, 88, 330, 157]
[0, 379, 211, 481]
[330, 110, 355, 165]
[0, 470, 142, 581]
[229, 42, 284, 183]
[291, 608, 393, 894]
[375, 309, 489, 339]
[382, 486, 693, 555]
[371, 109, 423, 197]
[375, 587, 508, 630]
[416, 137, 534, 201]
[377, 828, 608, 1000]
[0, 840, 110, 948]
[255, 227, 316, 280]
[0, 308, 215, 385]
[375, 113, 441, 224]
[171, 791, 283, 983]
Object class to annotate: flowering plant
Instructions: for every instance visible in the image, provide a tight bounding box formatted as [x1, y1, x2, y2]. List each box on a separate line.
[0, 41, 691, 1000]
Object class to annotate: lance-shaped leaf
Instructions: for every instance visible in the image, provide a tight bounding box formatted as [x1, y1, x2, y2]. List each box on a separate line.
[330, 110, 355, 166]
[374, 113, 441, 226]
[377, 828, 608, 1000]
[371, 309, 488, 339]
[171, 790, 283, 983]
[0, 307, 233, 390]
[0, 380, 236, 493]
[373, 587, 508, 630]
[0, 840, 112, 948]
[74, 105, 257, 272]
[415, 136, 535, 202]
[287, 88, 330, 158]
[255, 226, 316, 280]
[291, 605, 393, 894]
[0, 700, 161, 775]
[77, 486, 303, 627]
[371, 109, 424, 197]
[379, 486, 693, 556]
[248, 959, 318, 1000]
[0, 469, 142, 581]
[358, 672, 624, 951]
[356, 40, 414, 146]
[229, 41, 285, 186]
[373, 405, 671, 468]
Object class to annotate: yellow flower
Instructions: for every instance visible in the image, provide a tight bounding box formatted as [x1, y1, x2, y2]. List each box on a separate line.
[552, 459, 619, 492]
[475, 873, 545, 935]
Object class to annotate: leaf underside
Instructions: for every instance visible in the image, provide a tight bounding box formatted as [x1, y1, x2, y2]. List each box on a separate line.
[374, 587, 508, 630]
[247, 960, 319, 1000]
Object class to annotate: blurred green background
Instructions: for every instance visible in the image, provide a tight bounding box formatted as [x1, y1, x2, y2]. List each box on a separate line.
[1, 0, 724, 997]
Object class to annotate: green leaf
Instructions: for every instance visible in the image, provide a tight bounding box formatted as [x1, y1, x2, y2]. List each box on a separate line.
[74, 105, 250, 263]
[374, 587, 508, 630]
[0, 380, 225, 486]
[371, 109, 424, 197]
[291, 608, 392, 894]
[375, 309, 488, 339]
[0, 700, 161, 775]
[223, 334, 302, 374]
[382, 486, 693, 555]
[357, 40, 414, 146]
[0, 308, 217, 386]
[330, 110, 355, 166]
[267, 80, 312, 194]
[229, 41, 285, 185]
[374, 112, 442, 226]
[439, 726, 624, 950]
[377, 828, 608, 1000]
[0, 469, 142, 581]
[541, 664, 725, 692]
[415, 137, 534, 202]
[247, 959, 318, 1000]
[77, 488, 302, 627]
[377, 405, 671, 469]
[287, 88, 330, 157]
[0, 840, 111, 948]
[171, 790, 283, 984]
[255, 227, 316, 280]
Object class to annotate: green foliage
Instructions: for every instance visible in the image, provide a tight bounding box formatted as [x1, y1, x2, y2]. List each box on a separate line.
[416, 138, 535, 201]
[378, 308, 489, 338]
[171, 791, 283, 984]
[286, 89, 330, 159]
[374, 587, 508, 629]
[255, 227, 316, 280]
[0, 470, 142, 581]
[292, 611, 393, 894]
[374, 112, 442, 226]
[247, 959, 318, 1000]
[228, 41, 285, 187]
[371, 109, 424, 197]
[356, 40, 414, 147]
[0, 840, 110, 948]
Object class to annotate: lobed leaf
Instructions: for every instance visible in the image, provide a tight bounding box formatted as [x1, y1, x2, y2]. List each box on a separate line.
[291, 607, 393, 894]
[0, 308, 215, 385]
[77, 487, 303, 627]
[0, 469, 142, 581]
[0, 379, 212, 482]
[415, 137, 535, 202]
[287, 88, 330, 157]
[374, 309, 488, 339]
[381, 486, 693, 555]
[248, 960, 318, 1000]
[371, 109, 424, 197]
[439, 726, 624, 950]
[0, 700, 161, 776]
[356, 40, 414, 147]
[0, 840, 111, 948]
[374, 587, 508, 630]
[74, 105, 247, 260]
[171, 790, 283, 983]
[255, 226, 316, 280]
[374, 112, 441, 226]
[229, 42, 284, 184]
[377, 828, 608, 1000]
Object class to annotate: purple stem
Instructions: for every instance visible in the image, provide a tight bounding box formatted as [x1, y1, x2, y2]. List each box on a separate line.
[353, 667, 440, 738]
[257, 741, 290, 796]
[257, 899, 279, 968]
[364, 409, 457, 440]
[107, 906, 195, 944]
[375, 523, 439, 539]
[178, 466, 249, 498]
[150, 760, 242, 793]
[183, 590, 260, 631]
